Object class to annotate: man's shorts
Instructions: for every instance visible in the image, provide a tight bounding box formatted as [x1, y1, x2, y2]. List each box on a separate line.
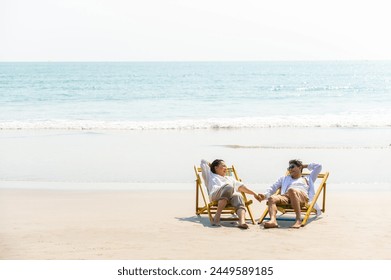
[272, 189, 309, 205]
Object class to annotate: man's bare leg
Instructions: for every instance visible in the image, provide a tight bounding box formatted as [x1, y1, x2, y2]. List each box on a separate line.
[264, 197, 279, 228]
[287, 189, 302, 228]
[213, 199, 227, 226]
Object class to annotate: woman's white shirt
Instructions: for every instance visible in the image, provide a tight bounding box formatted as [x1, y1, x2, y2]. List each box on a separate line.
[200, 159, 243, 200]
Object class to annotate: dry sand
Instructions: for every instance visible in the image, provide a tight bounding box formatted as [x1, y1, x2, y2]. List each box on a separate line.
[1, 187, 390, 259]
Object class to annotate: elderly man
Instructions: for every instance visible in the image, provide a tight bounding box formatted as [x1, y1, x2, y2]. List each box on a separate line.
[258, 160, 322, 229]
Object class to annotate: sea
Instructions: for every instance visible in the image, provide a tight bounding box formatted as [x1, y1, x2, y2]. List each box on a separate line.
[1, 61, 391, 130]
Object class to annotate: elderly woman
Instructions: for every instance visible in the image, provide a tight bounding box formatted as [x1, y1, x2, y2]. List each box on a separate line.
[200, 159, 261, 229]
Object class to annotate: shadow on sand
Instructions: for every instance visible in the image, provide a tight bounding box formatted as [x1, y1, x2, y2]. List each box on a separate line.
[176, 214, 322, 229]
[175, 215, 245, 228]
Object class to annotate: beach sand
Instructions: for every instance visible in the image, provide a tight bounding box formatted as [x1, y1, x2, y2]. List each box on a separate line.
[0, 188, 390, 260]
[0, 128, 390, 259]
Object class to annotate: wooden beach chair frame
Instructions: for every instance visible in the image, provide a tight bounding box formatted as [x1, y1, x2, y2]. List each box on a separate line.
[194, 165, 256, 225]
[258, 171, 329, 226]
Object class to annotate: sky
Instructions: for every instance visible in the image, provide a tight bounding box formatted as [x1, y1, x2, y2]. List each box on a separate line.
[1, 0, 391, 61]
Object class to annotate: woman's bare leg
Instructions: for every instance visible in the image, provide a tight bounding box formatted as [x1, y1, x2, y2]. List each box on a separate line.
[213, 199, 227, 226]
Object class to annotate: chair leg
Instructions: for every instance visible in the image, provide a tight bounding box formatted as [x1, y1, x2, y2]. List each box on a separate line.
[301, 208, 313, 226]
[246, 205, 256, 225]
[322, 184, 326, 213]
[207, 204, 214, 224]
[258, 207, 269, 224]
[196, 183, 199, 215]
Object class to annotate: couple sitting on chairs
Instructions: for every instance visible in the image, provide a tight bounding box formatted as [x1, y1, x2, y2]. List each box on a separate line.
[200, 158, 322, 229]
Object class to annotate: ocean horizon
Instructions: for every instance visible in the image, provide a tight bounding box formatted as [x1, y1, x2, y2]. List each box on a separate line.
[1, 61, 390, 130]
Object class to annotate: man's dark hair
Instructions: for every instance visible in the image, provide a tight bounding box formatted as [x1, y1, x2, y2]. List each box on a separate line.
[210, 159, 224, 174]
[289, 159, 303, 171]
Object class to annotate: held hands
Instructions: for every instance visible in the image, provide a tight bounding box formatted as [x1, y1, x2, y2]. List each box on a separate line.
[254, 193, 266, 202]
[254, 193, 265, 203]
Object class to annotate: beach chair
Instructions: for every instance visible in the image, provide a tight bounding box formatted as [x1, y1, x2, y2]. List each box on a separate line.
[258, 171, 329, 226]
[194, 165, 256, 225]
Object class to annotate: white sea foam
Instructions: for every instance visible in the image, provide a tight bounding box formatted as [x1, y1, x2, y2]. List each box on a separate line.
[1, 114, 390, 130]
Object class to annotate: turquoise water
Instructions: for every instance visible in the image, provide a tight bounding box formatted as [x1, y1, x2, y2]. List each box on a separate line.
[1, 61, 390, 129]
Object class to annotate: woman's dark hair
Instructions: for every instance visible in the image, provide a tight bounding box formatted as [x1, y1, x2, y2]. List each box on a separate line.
[289, 159, 303, 171]
[210, 159, 224, 174]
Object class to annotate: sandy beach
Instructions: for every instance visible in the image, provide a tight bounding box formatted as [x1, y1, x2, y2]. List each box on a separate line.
[0, 128, 390, 259]
[0, 188, 390, 259]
